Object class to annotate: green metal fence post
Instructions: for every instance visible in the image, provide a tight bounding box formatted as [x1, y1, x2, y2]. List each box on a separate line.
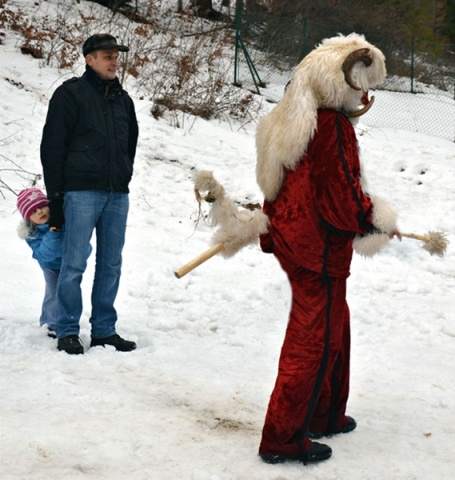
[299, 17, 308, 61]
[232, 5, 265, 92]
[233, 5, 242, 86]
[238, 36, 265, 92]
[411, 35, 415, 94]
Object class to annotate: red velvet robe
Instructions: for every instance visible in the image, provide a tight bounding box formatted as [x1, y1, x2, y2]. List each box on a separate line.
[259, 108, 374, 459]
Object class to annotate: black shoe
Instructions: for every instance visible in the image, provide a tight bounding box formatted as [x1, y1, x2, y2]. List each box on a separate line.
[90, 334, 136, 352]
[47, 327, 57, 339]
[307, 416, 357, 439]
[57, 335, 84, 355]
[260, 441, 332, 465]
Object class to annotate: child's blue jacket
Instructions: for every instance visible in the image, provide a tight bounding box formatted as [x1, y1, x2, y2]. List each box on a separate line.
[18, 222, 92, 270]
[25, 223, 63, 270]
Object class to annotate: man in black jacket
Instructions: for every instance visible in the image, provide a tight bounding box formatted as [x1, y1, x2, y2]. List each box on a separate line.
[41, 34, 139, 355]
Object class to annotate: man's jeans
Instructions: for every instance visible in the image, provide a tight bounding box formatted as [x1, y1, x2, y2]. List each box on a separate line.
[56, 191, 129, 339]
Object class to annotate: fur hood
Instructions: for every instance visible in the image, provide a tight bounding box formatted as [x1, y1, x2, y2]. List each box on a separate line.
[256, 33, 386, 201]
[17, 219, 31, 240]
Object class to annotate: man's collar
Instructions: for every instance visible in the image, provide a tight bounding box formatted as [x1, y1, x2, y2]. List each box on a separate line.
[84, 65, 122, 93]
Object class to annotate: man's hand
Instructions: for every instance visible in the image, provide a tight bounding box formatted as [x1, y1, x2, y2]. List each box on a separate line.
[49, 198, 65, 230]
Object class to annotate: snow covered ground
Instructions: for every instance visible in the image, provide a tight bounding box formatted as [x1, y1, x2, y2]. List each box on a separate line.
[1, 4, 454, 480]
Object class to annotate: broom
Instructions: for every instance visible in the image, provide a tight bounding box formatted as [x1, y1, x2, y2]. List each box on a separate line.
[401, 231, 449, 257]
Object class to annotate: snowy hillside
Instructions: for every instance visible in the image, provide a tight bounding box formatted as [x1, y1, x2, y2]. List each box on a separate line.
[1, 2, 455, 479]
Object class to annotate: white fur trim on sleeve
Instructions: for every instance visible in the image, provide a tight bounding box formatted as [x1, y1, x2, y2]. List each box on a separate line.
[370, 195, 397, 234]
[353, 232, 390, 257]
[353, 195, 397, 257]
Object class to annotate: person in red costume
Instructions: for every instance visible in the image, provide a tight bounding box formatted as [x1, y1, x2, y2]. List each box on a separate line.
[255, 33, 401, 465]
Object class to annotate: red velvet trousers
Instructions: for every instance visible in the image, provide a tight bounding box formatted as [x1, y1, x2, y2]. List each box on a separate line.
[259, 263, 351, 457]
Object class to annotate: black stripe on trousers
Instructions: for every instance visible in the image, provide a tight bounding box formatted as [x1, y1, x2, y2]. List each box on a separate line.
[295, 231, 333, 464]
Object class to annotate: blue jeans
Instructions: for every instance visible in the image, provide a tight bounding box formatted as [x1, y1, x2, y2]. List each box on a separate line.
[56, 191, 129, 339]
[41, 268, 59, 330]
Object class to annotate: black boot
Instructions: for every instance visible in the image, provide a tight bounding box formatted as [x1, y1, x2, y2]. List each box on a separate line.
[307, 416, 357, 439]
[260, 441, 332, 464]
[90, 334, 136, 352]
[57, 335, 84, 355]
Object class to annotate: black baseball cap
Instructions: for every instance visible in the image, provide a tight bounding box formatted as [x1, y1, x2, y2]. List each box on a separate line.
[82, 34, 129, 57]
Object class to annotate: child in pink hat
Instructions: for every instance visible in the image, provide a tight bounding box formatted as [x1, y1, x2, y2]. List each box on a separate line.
[17, 187, 63, 338]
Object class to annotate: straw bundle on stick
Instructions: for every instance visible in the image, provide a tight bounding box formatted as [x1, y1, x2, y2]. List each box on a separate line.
[401, 231, 449, 257]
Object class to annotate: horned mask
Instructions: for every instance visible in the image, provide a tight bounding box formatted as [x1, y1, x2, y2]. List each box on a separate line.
[256, 33, 386, 201]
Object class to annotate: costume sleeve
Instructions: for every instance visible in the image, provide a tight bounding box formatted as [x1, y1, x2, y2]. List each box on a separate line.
[310, 112, 374, 235]
[26, 230, 63, 264]
[40, 84, 78, 201]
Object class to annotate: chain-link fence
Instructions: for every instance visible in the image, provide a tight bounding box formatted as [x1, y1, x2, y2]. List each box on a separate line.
[234, 8, 455, 142]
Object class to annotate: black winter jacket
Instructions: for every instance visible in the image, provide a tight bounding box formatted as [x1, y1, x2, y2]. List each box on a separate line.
[40, 65, 139, 201]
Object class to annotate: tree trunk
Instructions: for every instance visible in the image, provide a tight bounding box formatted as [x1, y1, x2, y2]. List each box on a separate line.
[191, 0, 213, 12]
